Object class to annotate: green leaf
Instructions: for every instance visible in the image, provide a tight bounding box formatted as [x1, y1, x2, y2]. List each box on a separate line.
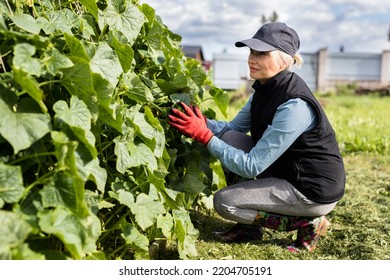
[115, 188, 135, 205]
[109, 31, 134, 73]
[79, 0, 98, 20]
[131, 142, 158, 170]
[127, 105, 165, 158]
[79, 16, 97, 39]
[0, 211, 32, 260]
[197, 193, 214, 210]
[11, 14, 41, 34]
[140, 3, 156, 24]
[83, 159, 107, 194]
[122, 72, 155, 104]
[157, 212, 173, 239]
[0, 163, 24, 204]
[39, 9, 79, 35]
[148, 170, 180, 210]
[156, 80, 179, 94]
[11, 243, 45, 260]
[183, 161, 208, 196]
[120, 221, 149, 259]
[100, 0, 145, 45]
[210, 159, 226, 190]
[0, 99, 51, 153]
[132, 193, 166, 231]
[173, 209, 199, 259]
[59, 61, 91, 90]
[114, 138, 132, 174]
[117, 190, 165, 231]
[38, 206, 101, 259]
[149, 49, 165, 65]
[63, 33, 89, 61]
[185, 59, 207, 88]
[172, 72, 189, 89]
[60, 60, 99, 121]
[53, 96, 91, 131]
[52, 131, 104, 195]
[43, 48, 74, 76]
[93, 73, 123, 132]
[51, 131, 78, 175]
[170, 92, 194, 105]
[90, 42, 122, 87]
[40, 172, 88, 218]
[209, 86, 230, 118]
[53, 96, 96, 157]
[144, 15, 164, 54]
[144, 106, 165, 157]
[13, 43, 41, 76]
[39, 184, 61, 209]
[0, 14, 7, 30]
[13, 68, 47, 113]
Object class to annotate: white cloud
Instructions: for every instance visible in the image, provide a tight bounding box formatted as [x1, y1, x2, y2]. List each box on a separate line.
[140, 0, 390, 59]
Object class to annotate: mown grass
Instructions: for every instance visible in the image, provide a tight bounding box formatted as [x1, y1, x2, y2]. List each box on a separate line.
[183, 153, 390, 260]
[164, 91, 390, 260]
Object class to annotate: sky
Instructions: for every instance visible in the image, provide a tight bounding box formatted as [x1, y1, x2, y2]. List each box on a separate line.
[139, 0, 390, 60]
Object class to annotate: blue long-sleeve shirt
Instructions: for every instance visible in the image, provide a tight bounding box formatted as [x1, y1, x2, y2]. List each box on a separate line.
[206, 95, 318, 178]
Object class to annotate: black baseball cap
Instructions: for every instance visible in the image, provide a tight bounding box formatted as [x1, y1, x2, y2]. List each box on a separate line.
[235, 22, 300, 57]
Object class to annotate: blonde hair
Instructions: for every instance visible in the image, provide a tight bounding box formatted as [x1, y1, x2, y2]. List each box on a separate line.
[271, 50, 303, 70]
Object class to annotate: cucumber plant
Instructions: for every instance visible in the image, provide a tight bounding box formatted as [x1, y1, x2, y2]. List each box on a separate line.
[0, 0, 228, 259]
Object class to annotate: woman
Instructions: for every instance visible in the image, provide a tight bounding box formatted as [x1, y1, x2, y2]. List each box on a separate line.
[168, 22, 345, 253]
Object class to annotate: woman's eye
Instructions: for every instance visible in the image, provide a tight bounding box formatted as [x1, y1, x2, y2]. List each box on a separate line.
[250, 49, 267, 56]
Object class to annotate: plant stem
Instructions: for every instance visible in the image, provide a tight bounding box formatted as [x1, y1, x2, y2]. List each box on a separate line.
[4, 0, 14, 16]
[40, 80, 61, 87]
[104, 205, 126, 227]
[99, 24, 109, 41]
[8, 152, 55, 165]
[99, 207, 127, 243]
[20, 170, 55, 202]
[0, 53, 6, 72]
[107, 243, 127, 259]
[148, 101, 163, 112]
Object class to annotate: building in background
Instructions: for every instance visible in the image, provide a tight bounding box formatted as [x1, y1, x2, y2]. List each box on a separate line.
[212, 53, 249, 90]
[182, 45, 211, 71]
[212, 49, 390, 93]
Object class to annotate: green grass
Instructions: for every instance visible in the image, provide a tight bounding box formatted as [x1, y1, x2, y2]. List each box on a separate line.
[170, 92, 390, 260]
[321, 94, 390, 155]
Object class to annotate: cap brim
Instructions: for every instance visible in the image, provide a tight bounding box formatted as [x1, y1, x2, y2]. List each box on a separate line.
[235, 38, 277, 52]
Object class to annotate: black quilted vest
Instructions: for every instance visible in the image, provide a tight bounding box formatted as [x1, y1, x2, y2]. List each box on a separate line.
[250, 70, 345, 203]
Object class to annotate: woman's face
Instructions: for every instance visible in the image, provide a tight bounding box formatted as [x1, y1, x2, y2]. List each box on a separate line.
[248, 49, 283, 83]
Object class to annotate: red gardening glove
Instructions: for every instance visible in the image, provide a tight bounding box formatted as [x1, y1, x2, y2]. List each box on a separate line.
[168, 102, 213, 145]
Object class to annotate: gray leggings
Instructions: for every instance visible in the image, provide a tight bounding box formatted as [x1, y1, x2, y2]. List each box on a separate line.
[213, 130, 337, 225]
